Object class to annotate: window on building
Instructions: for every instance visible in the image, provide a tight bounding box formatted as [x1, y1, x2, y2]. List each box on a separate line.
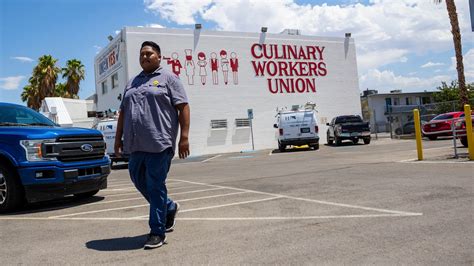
[422, 97, 431, 104]
[101, 81, 108, 94]
[112, 73, 119, 89]
[235, 118, 250, 127]
[393, 97, 400, 106]
[210, 119, 227, 129]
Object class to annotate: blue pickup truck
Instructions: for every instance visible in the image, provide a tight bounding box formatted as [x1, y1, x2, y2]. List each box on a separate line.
[0, 102, 110, 212]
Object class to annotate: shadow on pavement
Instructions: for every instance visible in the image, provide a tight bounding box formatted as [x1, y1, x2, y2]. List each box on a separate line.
[86, 234, 149, 251]
[1, 196, 105, 216]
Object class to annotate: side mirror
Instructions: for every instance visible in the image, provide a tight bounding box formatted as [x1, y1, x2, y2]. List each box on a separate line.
[273, 124, 278, 129]
[326, 123, 330, 126]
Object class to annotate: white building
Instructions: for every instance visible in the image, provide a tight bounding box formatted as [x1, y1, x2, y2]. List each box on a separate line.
[361, 90, 434, 133]
[40, 97, 96, 128]
[94, 27, 361, 156]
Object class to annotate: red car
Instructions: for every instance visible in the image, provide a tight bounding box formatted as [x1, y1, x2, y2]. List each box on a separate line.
[455, 116, 474, 147]
[422, 111, 467, 140]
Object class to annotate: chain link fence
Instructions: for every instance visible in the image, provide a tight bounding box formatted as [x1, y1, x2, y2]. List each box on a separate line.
[382, 99, 474, 138]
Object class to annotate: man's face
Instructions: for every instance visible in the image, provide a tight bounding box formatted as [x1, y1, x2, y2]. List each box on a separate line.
[140, 46, 160, 73]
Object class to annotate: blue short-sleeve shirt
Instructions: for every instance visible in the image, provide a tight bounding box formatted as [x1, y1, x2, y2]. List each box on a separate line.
[119, 67, 188, 154]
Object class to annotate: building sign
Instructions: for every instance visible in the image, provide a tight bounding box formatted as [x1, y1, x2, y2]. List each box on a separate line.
[250, 43, 326, 94]
[97, 42, 121, 80]
[161, 43, 326, 95]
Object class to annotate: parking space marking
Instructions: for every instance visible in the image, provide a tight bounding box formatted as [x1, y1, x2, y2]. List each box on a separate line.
[87, 197, 144, 206]
[398, 159, 472, 164]
[106, 183, 133, 188]
[134, 196, 283, 218]
[201, 154, 222, 163]
[168, 185, 204, 191]
[171, 179, 422, 216]
[99, 191, 140, 197]
[177, 213, 420, 220]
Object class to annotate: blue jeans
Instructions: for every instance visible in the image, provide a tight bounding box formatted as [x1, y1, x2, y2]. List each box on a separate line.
[128, 149, 176, 236]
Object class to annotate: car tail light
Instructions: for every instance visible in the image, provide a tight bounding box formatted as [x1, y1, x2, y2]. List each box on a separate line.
[314, 125, 319, 133]
[279, 128, 283, 136]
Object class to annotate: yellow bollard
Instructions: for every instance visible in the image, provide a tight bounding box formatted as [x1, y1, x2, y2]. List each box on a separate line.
[464, 105, 474, 160]
[413, 109, 423, 160]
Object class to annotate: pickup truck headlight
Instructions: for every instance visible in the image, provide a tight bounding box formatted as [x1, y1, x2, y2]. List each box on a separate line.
[20, 139, 56, 161]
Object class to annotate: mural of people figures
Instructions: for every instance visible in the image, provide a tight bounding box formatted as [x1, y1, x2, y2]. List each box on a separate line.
[220, 50, 229, 85]
[197, 52, 207, 85]
[184, 49, 195, 85]
[163, 52, 183, 76]
[230, 52, 239, 85]
[210, 52, 219, 85]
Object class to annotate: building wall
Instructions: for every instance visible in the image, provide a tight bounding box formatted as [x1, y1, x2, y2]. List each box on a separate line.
[96, 27, 361, 156]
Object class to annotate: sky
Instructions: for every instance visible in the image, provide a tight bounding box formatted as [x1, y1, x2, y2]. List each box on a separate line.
[0, 0, 473, 106]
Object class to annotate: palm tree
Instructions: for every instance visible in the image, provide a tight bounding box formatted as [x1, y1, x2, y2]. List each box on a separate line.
[62, 59, 85, 98]
[21, 77, 41, 110]
[33, 55, 61, 100]
[54, 83, 71, 98]
[435, 0, 468, 108]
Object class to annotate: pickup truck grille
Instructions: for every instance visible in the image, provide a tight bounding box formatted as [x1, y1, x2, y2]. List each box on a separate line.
[43, 135, 106, 162]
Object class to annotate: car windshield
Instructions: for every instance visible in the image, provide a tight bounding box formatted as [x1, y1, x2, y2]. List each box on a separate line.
[0, 105, 56, 127]
[432, 114, 454, 120]
[335, 116, 362, 124]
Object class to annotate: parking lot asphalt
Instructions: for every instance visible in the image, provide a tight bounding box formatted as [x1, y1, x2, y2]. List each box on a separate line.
[1, 137, 473, 264]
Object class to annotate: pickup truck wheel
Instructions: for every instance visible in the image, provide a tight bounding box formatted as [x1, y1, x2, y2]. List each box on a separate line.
[327, 133, 333, 145]
[460, 136, 468, 147]
[335, 137, 342, 146]
[0, 165, 25, 213]
[363, 138, 371, 144]
[352, 138, 359, 144]
[74, 189, 99, 199]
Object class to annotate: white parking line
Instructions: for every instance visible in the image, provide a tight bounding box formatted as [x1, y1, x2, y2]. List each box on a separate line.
[172, 179, 422, 216]
[399, 159, 472, 164]
[201, 154, 222, 163]
[99, 191, 140, 197]
[134, 196, 282, 218]
[106, 182, 134, 187]
[177, 213, 422, 220]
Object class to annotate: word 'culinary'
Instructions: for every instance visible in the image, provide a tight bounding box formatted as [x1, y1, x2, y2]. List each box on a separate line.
[250, 43, 327, 94]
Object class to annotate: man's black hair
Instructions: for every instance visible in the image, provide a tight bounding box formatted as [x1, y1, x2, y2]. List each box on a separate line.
[141, 41, 161, 54]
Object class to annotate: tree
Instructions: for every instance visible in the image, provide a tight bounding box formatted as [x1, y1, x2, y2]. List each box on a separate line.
[434, 0, 468, 108]
[33, 55, 61, 100]
[54, 83, 71, 98]
[21, 77, 41, 110]
[433, 81, 474, 113]
[62, 59, 85, 98]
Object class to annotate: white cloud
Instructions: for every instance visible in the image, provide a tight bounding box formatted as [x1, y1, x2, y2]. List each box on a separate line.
[11, 56, 34, 63]
[0, 76, 26, 90]
[146, 23, 165, 28]
[457, 48, 474, 80]
[421, 61, 445, 68]
[360, 69, 451, 92]
[144, 0, 473, 89]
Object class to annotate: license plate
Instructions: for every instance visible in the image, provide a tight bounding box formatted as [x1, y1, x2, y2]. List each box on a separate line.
[300, 128, 310, 133]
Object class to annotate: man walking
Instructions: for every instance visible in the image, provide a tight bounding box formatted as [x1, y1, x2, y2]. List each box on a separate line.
[114, 41, 190, 249]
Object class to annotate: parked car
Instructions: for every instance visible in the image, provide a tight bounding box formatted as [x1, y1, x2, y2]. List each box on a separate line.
[422, 111, 470, 140]
[454, 116, 474, 147]
[0, 102, 110, 212]
[326, 115, 370, 145]
[274, 105, 319, 152]
[394, 120, 427, 135]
